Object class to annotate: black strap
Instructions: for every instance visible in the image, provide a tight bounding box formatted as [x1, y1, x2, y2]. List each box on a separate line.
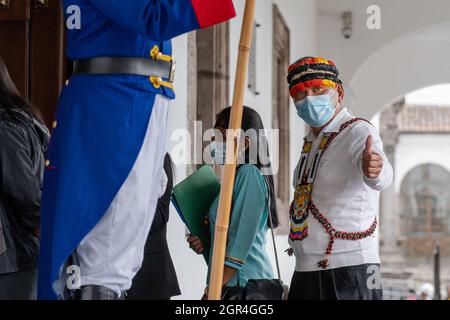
[73, 57, 172, 79]
[263, 176, 282, 282]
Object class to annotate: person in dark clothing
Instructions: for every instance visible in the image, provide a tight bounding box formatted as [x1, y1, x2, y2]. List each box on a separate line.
[0, 57, 50, 300]
[126, 153, 181, 300]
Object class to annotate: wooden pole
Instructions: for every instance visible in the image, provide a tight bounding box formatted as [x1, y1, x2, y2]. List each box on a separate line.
[208, 0, 256, 300]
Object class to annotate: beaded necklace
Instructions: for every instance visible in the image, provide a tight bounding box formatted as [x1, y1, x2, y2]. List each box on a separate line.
[289, 117, 377, 269]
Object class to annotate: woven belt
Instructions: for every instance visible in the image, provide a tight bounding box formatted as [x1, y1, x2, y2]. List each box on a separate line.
[73, 57, 176, 84]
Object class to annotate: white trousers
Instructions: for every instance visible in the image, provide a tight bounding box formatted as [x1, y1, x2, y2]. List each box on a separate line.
[72, 95, 169, 297]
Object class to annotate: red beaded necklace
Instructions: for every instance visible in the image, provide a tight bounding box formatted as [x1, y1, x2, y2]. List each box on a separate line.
[302, 117, 378, 269]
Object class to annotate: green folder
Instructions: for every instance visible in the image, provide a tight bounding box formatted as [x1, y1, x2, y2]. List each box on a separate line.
[171, 165, 221, 264]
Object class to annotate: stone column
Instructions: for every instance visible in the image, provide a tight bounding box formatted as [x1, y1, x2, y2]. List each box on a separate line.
[379, 101, 405, 267]
[186, 24, 230, 177]
[378, 102, 418, 299]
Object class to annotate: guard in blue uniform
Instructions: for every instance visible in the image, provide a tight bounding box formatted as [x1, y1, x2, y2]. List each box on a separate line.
[38, 0, 236, 300]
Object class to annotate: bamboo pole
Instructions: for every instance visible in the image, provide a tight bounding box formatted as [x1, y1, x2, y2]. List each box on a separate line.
[208, 0, 256, 300]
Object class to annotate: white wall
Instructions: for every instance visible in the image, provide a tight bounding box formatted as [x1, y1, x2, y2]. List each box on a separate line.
[166, 0, 318, 300]
[229, 0, 317, 195]
[317, 0, 450, 118]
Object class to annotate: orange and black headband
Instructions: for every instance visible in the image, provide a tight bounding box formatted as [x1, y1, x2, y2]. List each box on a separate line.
[287, 57, 342, 97]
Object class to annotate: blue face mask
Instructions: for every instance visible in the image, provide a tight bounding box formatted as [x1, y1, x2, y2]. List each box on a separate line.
[294, 90, 336, 127]
[211, 142, 227, 164]
[211, 141, 245, 165]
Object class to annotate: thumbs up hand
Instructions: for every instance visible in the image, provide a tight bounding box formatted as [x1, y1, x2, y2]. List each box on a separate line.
[362, 135, 383, 179]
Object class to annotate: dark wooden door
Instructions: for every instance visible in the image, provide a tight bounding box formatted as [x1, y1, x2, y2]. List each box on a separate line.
[272, 4, 290, 234]
[0, 0, 65, 127]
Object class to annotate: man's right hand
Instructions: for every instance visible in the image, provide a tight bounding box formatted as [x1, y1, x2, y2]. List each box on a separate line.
[362, 135, 383, 179]
[187, 234, 204, 255]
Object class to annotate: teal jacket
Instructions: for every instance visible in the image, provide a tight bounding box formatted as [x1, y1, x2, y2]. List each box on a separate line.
[207, 164, 274, 287]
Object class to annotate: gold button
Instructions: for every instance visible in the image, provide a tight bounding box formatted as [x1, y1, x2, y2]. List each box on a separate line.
[150, 76, 162, 89]
[45, 160, 50, 167]
[65, 79, 70, 86]
[52, 120, 57, 129]
[150, 45, 159, 60]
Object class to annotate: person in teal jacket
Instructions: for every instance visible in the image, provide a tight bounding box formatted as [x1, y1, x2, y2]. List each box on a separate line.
[187, 106, 279, 299]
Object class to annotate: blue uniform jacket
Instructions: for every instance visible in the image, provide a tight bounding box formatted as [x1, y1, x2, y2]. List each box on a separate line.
[38, 0, 235, 300]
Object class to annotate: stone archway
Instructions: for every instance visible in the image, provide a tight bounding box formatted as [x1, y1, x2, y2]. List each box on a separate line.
[379, 101, 450, 298]
[400, 164, 450, 236]
[348, 22, 450, 119]
[398, 164, 450, 282]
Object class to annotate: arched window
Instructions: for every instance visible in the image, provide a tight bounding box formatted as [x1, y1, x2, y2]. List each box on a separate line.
[400, 164, 450, 236]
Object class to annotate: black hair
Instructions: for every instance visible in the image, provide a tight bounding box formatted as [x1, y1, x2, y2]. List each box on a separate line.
[214, 106, 279, 229]
[0, 56, 43, 122]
